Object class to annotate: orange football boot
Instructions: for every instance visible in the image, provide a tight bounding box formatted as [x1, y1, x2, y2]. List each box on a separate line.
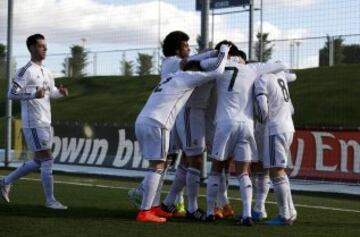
[151, 206, 173, 218]
[222, 204, 235, 218]
[214, 207, 224, 219]
[136, 210, 167, 223]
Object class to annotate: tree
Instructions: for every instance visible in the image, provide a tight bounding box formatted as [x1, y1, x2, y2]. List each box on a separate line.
[136, 53, 153, 76]
[319, 36, 344, 66]
[196, 34, 211, 53]
[342, 44, 360, 64]
[0, 43, 6, 79]
[120, 59, 134, 76]
[254, 32, 274, 62]
[196, 34, 202, 53]
[63, 45, 87, 78]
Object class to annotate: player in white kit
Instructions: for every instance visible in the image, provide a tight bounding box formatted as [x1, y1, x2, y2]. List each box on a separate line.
[159, 33, 223, 220]
[128, 31, 191, 216]
[254, 70, 297, 225]
[206, 41, 287, 225]
[0, 34, 68, 209]
[252, 70, 297, 222]
[135, 44, 230, 223]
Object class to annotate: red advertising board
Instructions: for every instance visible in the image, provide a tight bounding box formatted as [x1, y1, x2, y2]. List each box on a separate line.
[288, 129, 360, 182]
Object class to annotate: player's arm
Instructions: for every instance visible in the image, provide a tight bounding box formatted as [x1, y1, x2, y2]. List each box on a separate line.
[253, 61, 288, 76]
[285, 71, 297, 83]
[182, 45, 230, 88]
[8, 70, 44, 100]
[49, 73, 68, 98]
[285, 71, 296, 114]
[254, 75, 270, 123]
[188, 49, 218, 61]
[180, 49, 218, 70]
[200, 44, 230, 75]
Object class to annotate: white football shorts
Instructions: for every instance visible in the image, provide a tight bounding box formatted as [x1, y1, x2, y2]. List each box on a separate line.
[263, 132, 293, 169]
[22, 126, 53, 152]
[210, 121, 258, 162]
[176, 107, 206, 156]
[135, 122, 169, 161]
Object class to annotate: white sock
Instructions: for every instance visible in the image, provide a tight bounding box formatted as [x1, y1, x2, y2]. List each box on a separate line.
[136, 180, 145, 194]
[206, 172, 220, 216]
[284, 175, 296, 215]
[238, 173, 252, 218]
[40, 159, 56, 203]
[163, 164, 186, 206]
[175, 190, 184, 204]
[272, 176, 291, 219]
[152, 180, 163, 208]
[186, 167, 200, 213]
[254, 173, 270, 213]
[140, 171, 161, 210]
[217, 171, 229, 207]
[2, 160, 40, 185]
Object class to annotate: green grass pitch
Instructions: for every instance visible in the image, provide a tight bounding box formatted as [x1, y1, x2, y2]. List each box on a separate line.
[0, 169, 359, 237]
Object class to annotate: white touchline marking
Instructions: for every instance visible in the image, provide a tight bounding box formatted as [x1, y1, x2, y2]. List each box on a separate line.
[3, 176, 360, 214]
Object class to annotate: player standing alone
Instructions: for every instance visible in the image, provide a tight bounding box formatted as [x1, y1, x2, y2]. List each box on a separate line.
[0, 34, 69, 209]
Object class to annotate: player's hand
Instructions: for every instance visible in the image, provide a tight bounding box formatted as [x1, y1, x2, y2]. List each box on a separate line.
[58, 84, 69, 96]
[220, 43, 231, 52]
[35, 87, 46, 98]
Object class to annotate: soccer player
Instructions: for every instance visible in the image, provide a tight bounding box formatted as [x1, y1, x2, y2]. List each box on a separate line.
[206, 87, 234, 219]
[254, 70, 297, 225]
[173, 68, 216, 220]
[135, 44, 230, 223]
[159, 31, 190, 216]
[128, 31, 191, 215]
[206, 41, 287, 225]
[0, 34, 68, 209]
[252, 70, 297, 222]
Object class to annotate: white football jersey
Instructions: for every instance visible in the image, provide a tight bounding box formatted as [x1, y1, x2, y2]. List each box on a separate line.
[136, 46, 229, 130]
[161, 56, 182, 81]
[185, 82, 214, 109]
[215, 60, 257, 125]
[254, 71, 295, 135]
[8, 61, 62, 128]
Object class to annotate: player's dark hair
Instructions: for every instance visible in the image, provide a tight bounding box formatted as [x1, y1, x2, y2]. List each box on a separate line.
[246, 59, 259, 64]
[233, 49, 247, 61]
[26, 34, 45, 50]
[215, 40, 246, 60]
[183, 60, 202, 71]
[162, 31, 189, 57]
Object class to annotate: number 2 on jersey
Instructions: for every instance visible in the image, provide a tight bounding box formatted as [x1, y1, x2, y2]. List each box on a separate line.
[225, 67, 239, 92]
[277, 78, 290, 102]
[154, 77, 172, 93]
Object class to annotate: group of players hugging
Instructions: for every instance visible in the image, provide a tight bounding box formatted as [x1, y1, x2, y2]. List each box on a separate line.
[130, 31, 298, 226]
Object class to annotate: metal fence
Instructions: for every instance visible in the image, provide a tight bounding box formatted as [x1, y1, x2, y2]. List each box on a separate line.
[1, 0, 359, 77]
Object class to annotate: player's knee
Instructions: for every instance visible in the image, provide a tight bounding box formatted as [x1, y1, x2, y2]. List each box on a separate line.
[235, 161, 250, 175]
[40, 159, 54, 175]
[211, 159, 225, 173]
[188, 155, 203, 169]
[270, 167, 286, 178]
[180, 155, 189, 167]
[149, 160, 166, 170]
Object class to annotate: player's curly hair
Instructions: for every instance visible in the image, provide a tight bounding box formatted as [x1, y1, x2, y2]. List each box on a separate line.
[162, 31, 189, 57]
[215, 40, 247, 61]
[26, 33, 45, 50]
